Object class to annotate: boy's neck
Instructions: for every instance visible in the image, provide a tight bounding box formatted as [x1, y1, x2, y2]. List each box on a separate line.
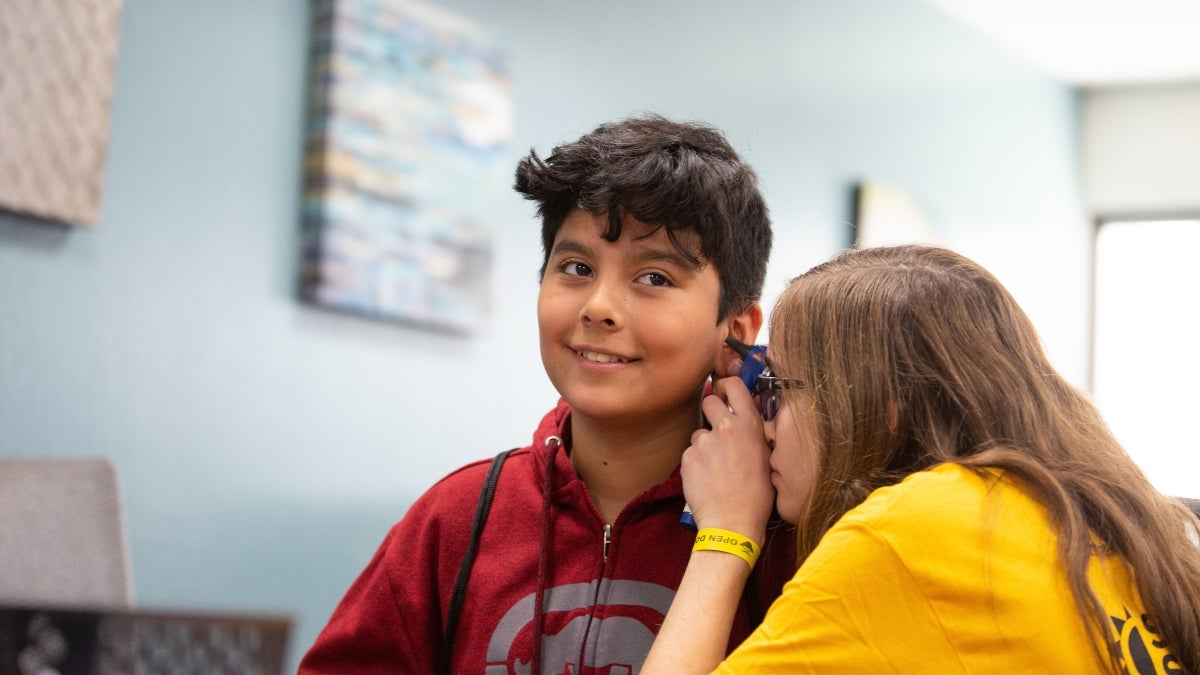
[568, 408, 701, 524]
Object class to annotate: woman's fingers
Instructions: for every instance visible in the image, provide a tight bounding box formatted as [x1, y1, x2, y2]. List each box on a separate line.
[684, 377, 774, 538]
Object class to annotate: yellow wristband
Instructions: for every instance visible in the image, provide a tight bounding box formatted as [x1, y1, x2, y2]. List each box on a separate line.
[692, 528, 760, 569]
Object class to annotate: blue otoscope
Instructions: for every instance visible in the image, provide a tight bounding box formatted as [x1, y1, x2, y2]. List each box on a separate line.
[680, 337, 768, 530]
[724, 336, 768, 391]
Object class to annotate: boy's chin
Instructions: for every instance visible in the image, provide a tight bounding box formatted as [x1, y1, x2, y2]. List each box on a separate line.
[564, 392, 702, 425]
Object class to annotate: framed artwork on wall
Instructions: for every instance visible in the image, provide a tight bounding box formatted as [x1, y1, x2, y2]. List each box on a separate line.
[0, 0, 123, 225]
[299, 0, 512, 333]
[848, 180, 939, 249]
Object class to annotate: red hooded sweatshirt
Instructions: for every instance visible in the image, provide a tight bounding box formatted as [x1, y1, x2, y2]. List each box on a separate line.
[299, 399, 795, 674]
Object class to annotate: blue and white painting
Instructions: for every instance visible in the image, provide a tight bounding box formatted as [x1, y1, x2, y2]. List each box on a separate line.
[301, 0, 512, 333]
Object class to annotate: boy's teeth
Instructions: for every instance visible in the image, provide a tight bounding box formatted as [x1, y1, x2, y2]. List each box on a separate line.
[580, 350, 625, 364]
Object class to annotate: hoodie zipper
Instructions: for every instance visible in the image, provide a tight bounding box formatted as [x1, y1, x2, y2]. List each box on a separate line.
[602, 523, 612, 563]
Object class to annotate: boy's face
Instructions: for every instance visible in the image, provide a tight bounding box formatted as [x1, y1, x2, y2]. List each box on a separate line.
[538, 209, 733, 424]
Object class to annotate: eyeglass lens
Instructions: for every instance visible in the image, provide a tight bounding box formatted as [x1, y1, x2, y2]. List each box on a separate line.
[758, 388, 779, 421]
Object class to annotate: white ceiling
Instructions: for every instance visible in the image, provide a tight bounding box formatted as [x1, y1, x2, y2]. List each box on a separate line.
[926, 0, 1200, 86]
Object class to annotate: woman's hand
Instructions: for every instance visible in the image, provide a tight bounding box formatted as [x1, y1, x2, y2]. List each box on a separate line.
[643, 376, 776, 675]
[682, 375, 775, 545]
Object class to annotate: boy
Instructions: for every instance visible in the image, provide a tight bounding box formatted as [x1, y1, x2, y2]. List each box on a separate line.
[299, 114, 793, 674]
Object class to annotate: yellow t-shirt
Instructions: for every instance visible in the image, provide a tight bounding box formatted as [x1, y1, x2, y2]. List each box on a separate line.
[715, 463, 1181, 674]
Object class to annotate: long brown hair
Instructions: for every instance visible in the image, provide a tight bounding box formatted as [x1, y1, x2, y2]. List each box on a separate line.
[769, 244, 1200, 672]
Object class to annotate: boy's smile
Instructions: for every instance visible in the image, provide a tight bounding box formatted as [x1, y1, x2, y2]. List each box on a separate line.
[573, 348, 635, 366]
[538, 209, 728, 425]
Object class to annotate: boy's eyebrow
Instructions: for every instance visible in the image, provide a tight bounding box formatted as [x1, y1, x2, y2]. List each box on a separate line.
[636, 246, 705, 272]
[549, 238, 593, 259]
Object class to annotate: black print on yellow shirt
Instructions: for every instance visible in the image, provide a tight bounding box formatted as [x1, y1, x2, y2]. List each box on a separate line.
[1110, 607, 1183, 674]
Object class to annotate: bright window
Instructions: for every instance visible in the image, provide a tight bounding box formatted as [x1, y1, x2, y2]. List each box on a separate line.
[1092, 218, 1200, 499]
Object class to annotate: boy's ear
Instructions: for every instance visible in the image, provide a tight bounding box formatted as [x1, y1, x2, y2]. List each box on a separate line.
[716, 302, 764, 377]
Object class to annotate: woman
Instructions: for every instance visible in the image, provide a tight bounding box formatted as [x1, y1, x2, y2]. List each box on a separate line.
[643, 245, 1200, 673]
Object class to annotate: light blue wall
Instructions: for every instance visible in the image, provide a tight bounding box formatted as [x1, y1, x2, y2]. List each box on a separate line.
[0, 0, 1084, 669]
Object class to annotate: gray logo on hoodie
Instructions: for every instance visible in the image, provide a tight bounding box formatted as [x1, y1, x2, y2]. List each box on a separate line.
[485, 579, 676, 674]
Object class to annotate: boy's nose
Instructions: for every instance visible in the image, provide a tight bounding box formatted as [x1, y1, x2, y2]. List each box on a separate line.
[580, 281, 624, 329]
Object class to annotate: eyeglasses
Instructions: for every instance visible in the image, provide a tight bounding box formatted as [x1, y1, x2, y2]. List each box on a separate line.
[754, 372, 806, 421]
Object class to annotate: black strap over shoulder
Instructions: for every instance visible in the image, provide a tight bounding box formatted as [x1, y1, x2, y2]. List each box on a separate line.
[438, 448, 514, 675]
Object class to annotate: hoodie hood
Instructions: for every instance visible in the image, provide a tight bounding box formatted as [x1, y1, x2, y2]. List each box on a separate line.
[527, 398, 685, 513]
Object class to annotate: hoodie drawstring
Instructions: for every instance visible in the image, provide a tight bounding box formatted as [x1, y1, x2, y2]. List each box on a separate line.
[532, 435, 560, 675]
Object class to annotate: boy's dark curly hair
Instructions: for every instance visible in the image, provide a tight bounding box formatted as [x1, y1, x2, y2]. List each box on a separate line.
[514, 114, 772, 320]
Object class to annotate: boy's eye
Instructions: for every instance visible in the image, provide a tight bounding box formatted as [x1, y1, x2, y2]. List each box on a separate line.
[562, 261, 593, 277]
[636, 272, 672, 287]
